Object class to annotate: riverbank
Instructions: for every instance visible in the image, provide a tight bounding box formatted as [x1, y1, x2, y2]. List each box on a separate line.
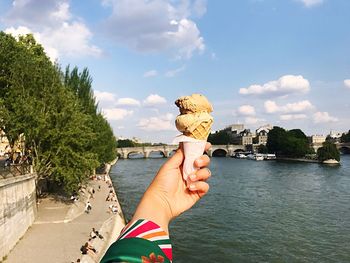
[276, 157, 319, 163]
[4, 159, 125, 263]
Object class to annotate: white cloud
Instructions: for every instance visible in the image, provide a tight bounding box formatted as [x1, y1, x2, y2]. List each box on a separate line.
[264, 100, 313, 114]
[239, 75, 310, 97]
[143, 94, 167, 106]
[192, 0, 207, 17]
[298, 0, 323, 8]
[165, 65, 186, 77]
[143, 70, 158, 78]
[280, 114, 307, 121]
[313, 111, 338, 124]
[103, 108, 133, 121]
[102, 0, 205, 59]
[116, 98, 141, 106]
[344, 79, 350, 89]
[237, 105, 256, 116]
[94, 90, 118, 103]
[4, 0, 101, 61]
[244, 117, 265, 125]
[138, 113, 175, 131]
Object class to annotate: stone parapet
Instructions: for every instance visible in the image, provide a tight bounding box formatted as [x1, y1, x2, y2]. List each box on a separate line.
[0, 173, 37, 261]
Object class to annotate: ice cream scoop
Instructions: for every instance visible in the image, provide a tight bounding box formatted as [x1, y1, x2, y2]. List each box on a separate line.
[174, 94, 213, 182]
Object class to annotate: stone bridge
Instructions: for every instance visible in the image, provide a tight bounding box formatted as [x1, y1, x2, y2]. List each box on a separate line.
[117, 144, 247, 159]
[311, 142, 350, 153]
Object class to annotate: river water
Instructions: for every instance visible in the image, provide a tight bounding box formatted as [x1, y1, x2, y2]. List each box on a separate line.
[110, 155, 350, 263]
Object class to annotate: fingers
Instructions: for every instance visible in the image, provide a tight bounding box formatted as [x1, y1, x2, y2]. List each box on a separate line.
[163, 143, 184, 169]
[194, 154, 210, 168]
[204, 142, 211, 151]
[189, 168, 211, 182]
[188, 181, 210, 197]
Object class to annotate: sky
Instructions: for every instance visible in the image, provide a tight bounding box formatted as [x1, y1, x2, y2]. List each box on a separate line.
[1, 0, 350, 143]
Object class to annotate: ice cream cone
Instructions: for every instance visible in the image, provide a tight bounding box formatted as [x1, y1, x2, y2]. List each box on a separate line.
[174, 93, 213, 183]
[186, 119, 213, 140]
[182, 140, 207, 181]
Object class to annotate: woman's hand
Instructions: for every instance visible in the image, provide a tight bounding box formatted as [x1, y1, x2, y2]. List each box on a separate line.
[131, 142, 212, 233]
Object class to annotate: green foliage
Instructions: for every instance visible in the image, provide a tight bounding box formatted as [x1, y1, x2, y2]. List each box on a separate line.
[208, 130, 230, 145]
[317, 141, 340, 162]
[0, 32, 116, 194]
[267, 126, 313, 157]
[117, 139, 137, 148]
[63, 66, 116, 164]
[341, 130, 350, 143]
[257, 144, 268, 154]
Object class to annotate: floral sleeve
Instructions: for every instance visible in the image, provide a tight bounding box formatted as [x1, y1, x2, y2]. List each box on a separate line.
[100, 219, 173, 263]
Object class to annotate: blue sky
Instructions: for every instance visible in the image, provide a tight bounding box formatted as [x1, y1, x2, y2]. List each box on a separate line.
[1, 0, 350, 143]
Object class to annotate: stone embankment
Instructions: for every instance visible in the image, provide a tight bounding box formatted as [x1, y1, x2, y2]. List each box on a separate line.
[0, 173, 37, 262]
[3, 158, 125, 263]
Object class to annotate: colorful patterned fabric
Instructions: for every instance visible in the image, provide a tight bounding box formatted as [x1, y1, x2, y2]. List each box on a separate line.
[100, 219, 172, 263]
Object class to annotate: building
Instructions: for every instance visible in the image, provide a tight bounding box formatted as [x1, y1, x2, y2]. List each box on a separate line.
[256, 124, 273, 134]
[309, 135, 326, 144]
[232, 129, 253, 145]
[224, 124, 245, 134]
[255, 130, 268, 145]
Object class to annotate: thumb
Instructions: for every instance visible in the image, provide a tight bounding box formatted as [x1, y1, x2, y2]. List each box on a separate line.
[163, 143, 184, 169]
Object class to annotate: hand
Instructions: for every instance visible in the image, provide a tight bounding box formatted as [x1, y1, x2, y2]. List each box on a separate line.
[131, 142, 212, 233]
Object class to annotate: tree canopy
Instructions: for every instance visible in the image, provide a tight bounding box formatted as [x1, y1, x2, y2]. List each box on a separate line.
[266, 126, 313, 157]
[317, 141, 340, 162]
[341, 130, 350, 143]
[0, 32, 116, 193]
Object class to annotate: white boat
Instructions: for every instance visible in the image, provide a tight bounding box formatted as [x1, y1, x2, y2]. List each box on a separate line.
[255, 154, 264, 161]
[246, 153, 264, 161]
[235, 153, 247, 159]
[264, 154, 276, 160]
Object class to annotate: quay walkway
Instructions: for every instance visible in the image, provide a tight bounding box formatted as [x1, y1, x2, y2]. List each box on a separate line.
[4, 174, 125, 263]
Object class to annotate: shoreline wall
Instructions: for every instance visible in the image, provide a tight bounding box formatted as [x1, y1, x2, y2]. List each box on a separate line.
[0, 173, 37, 260]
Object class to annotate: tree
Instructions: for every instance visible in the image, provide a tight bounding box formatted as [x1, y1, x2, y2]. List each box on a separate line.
[63, 66, 116, 164]
[317, 141, 340, 162]
[117, 139, 136, 148]
[267, 126, 313, 157]
[0, 32, 115, 193]
[208, 130, 230, 145]
[258, 144, 268, 154]
[341, 130, 350, 143]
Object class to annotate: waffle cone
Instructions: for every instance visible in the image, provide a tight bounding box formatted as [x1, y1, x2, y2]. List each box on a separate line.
[186, 119, 213, 140]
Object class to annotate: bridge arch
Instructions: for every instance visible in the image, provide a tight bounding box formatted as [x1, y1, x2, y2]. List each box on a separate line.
[127, 151, 144, 158]
[148, 150, 166, 158]
[339, 146, 350, 154]
[212, 148, 227, 157]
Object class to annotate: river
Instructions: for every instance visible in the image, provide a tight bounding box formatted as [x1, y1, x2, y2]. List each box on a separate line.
[110, 155, 350, 262]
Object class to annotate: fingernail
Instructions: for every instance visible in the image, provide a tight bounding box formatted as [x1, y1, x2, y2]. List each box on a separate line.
[190, 174, 196, 181]
[189, 184, 196, 190]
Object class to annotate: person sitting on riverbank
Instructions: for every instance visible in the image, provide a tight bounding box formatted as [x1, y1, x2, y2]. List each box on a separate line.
[105, 190, 115, 201]
[101, 142, 211, 263]
[108, 204, 118, 214]
[80, 242, 96, 257]
[90, 228, 104, 240]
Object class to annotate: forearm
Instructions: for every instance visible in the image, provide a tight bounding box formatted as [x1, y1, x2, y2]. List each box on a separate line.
[131, 190, 172, 234]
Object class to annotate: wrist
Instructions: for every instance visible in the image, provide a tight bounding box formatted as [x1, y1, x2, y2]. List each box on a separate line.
[131, 189, 172, 234]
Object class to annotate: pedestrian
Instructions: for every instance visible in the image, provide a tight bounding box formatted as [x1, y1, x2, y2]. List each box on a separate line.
[85, 201, 92, 214]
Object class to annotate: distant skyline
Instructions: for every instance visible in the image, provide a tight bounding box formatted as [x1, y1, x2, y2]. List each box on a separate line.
[1, 0, 349, 143]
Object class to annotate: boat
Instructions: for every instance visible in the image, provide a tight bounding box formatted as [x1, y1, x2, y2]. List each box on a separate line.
[264, 154, 276, 160]
[246, 153, 264, 161]
[234, 153, 247, 159]
[255, 154, 264, 161]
